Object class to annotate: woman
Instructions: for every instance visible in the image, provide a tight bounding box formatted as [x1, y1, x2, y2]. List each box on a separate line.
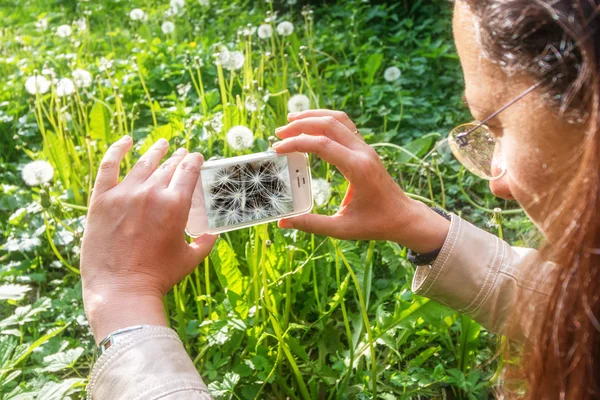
[82, 0, 600, 398]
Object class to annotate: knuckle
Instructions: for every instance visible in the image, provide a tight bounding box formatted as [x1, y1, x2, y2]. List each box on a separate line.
[179, 160, 201, 174]
[316, 135, 333, 148]
[134, 157, 151, 171]
[99, 158, 117, 171]
[324, 116, 338, 126]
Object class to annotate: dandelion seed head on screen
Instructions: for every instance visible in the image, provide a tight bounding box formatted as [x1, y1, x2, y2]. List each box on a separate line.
[202, 156, 293, 229]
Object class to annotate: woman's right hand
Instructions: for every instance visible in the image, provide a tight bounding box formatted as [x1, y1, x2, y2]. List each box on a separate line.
[273, 110, 450, 254]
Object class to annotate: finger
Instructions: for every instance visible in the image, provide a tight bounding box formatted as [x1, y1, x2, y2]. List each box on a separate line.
[184, 234, 219, 268]
[92, 135, 133, 198]
[168, 152, 204, 202]
[123, 138, 170, 185]
[272, 135, 355, 178]
[288, 109, 356, 132]
[275, 116, 361, 148]
[148, 147, 189, 188]
[278, 214, 344, 237]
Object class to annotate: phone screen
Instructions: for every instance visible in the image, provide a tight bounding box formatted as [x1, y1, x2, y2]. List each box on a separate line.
[201, 156, 294, 229]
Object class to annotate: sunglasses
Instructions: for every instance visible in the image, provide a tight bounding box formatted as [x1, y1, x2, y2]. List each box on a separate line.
[447, 80, 543, 180]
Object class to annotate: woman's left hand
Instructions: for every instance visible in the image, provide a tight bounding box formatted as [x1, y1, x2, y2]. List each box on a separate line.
[81, 136, 217, 343]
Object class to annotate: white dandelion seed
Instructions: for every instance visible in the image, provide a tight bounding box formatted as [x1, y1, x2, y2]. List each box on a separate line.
[266, 192, 293, 214]
[241, 25, 256, 36]
[74, 18, 87, 31]
[384, 66, 401, 82]
[36, 19, 48, 31]
[276, 21, 294, 36]
[213, 45, 231, 66]
[130, 8, 147, 21]
[225, 50, 245, 71]
[287, 94, 310, 113]
[244, 96, 259, 112]
[72, 69, 93, 88]
[170, 0, 185, 9]
[22, 160, 54, 186]
[209, 112, 224, 133]
[25, 75, 51, 95]
[311, 178, 331, 206]
[56, 24, 72, 38]
[226, 126, 254, 151]
[56, 78, 75, 97]
[162, 21, 175, 34]
[257, 24, 273, 39]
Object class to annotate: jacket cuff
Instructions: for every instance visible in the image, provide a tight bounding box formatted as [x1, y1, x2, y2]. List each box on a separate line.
[412, 213, 504, 314]
[88, 326, 211, 400]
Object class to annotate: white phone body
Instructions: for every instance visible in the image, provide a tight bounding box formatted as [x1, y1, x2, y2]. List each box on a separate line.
[186, 151, 313, 236]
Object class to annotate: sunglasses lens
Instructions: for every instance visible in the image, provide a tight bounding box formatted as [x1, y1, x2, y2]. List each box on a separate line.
[448, 124, 505, 180]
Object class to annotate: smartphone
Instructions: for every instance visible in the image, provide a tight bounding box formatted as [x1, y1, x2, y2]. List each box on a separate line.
[186, 151, 313, 236]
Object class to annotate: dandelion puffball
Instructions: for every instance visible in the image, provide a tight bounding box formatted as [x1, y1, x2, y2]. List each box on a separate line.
[162, 21, 175, 34]
[277, 21, 294, 36]
[72, 69, 93, 88]
[225, 50, 245, 71]
[56, 24, 73, 38]
[213, 46, 231, 66]
[258, 24, 273, 39]
[226, 126, 254, 151]
[22, 160, 54, 186]
[287, 94, 310, 113]
[74, 18, 87, 31]
[170, 0, 185, 10]
[311, 178, 331, 206]
[384, 66, 401, 82]
[25, 75, 51, 95]
[56, 78, 76, 97]
[130, 8, 146, 21]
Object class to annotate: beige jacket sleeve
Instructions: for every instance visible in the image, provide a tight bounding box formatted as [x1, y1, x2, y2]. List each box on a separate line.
[412, 213, 555, 341]
[87, 326, 213, 400]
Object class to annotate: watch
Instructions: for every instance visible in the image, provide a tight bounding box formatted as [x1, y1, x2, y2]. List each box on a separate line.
[406, 207, 451, 266]
[97, 325, 147, 355]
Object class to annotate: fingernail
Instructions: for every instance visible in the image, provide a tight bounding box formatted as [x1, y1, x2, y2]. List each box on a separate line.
[272, 141, 282, 148]
[174, 147, 187, 155]
[120, 135, 132, 142]
[275, 126, 284, 132]
[279, 219, 292, 228]
[288, 112, 298, 118]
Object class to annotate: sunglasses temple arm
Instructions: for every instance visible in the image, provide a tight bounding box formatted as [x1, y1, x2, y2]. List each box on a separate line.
[458, 80, 544, 137]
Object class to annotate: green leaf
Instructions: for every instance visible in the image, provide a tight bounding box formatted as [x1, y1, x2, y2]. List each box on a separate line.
[210, 240, 248, 318]
[457, 315, 482, 373]
[363, 53, 383, 85]
[42, 347, 84, 372]
[36, 378, 84, 400]
[138, 121, 183, 154]
[89, 101, 112, 149]
[0, 284, 31, 301]
[396, 136, 434, 163]
[43, 132, 70, 184]
[409, 345, 441, 368]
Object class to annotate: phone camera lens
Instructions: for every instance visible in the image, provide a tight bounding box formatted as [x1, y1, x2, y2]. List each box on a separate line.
[296, 169, 299, 173]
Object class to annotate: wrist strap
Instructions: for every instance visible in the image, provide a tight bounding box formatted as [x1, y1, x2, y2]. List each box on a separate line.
[406, 207, 451, 266]
[97, 325, 147, 355]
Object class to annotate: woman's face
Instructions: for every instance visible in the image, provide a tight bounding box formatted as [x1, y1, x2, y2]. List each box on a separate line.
[452, 2, 585, 235]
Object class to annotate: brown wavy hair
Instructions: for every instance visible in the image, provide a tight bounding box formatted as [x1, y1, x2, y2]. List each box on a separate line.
[463, 0, 600, 398]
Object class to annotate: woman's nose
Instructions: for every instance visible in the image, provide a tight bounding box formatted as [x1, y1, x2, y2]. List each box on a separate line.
[489, 174, 514, 200]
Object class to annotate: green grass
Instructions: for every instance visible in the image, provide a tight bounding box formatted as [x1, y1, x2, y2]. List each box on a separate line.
[0, 0, 538, 398]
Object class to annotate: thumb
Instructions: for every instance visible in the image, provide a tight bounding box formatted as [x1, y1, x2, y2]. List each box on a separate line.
[278, 213, 342, 237]
[185, 234, 219, 267]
